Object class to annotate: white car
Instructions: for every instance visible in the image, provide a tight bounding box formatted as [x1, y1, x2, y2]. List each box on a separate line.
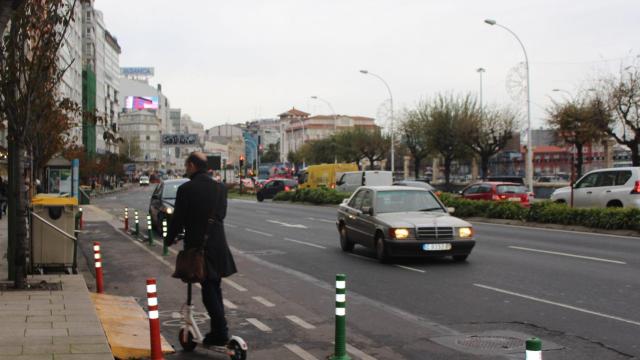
[550, 167, 640, 208]
[139, 176, 150, 186]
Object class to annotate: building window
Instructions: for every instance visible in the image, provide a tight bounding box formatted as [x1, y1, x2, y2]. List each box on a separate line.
[146, 135, 150, 141]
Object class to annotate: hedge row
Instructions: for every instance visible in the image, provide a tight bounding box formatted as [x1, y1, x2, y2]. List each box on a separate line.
[273, 188, 352, 205]
[438, 193, 640, 231]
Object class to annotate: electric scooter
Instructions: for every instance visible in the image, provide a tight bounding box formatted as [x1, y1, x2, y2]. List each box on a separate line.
[178, 283, 248, 359]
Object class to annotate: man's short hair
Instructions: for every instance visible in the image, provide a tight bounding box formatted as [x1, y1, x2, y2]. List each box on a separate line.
[186, 152, 207, 171]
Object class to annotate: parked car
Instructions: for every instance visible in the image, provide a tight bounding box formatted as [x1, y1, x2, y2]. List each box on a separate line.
[139, 176, 150, 186]
[393, 180, 435, 191]
[149, 178, 188, 229]
[336, 186, 475, 262]
[460, 182, 531, 206]
[336, 171, 393, 193]
[298, 163, 358, 189]
[486, 176, 524, 185]
[256, 178, 298, 202]
[550, 167, 640, 208]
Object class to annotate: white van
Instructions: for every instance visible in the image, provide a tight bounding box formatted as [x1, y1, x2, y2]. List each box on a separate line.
[336, 171, 393, 193]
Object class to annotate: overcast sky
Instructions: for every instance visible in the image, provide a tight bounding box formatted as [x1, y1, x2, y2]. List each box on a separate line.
[97, 0, 639, 131]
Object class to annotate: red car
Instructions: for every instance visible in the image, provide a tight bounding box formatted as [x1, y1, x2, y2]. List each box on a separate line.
[460, 182, 532, 206]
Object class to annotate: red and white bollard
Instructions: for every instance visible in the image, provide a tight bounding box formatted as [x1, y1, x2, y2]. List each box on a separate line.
[146, 278, 164, 360]
[93, 242, 104, 294]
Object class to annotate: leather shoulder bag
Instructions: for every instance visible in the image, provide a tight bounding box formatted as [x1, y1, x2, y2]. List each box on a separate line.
[172, 208, 216, 283]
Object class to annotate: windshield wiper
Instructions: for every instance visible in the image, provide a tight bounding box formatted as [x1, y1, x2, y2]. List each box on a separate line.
[419, 207, 443, 212]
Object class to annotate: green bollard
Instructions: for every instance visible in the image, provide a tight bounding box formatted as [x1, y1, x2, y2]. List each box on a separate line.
[134, 210, 139, 236]
[331, 274, 351, 360]
[147, 214, 153, 245]
[162, 219, 168, 256]
[526, 338, 542, 360]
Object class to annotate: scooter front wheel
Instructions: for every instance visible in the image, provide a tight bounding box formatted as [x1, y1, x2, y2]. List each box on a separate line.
[178, 328, 197, 352]
[228, 339, 247, 360]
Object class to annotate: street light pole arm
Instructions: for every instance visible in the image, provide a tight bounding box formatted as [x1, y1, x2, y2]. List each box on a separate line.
[367, 72, 394, 105]
[495, 24, 529, 66]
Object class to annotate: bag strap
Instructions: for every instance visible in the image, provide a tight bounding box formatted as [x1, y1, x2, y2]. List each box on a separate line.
[200, 205, 217, 250]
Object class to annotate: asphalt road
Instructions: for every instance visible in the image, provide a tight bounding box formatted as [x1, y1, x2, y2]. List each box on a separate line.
[86, 185, 640, 359]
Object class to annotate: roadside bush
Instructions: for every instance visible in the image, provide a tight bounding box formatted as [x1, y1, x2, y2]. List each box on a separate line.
[439, 193, 640, 231]
[274, 188, 351, 205]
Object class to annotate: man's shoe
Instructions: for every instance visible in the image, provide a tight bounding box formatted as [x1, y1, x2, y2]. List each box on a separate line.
[203, 334, 229, 347]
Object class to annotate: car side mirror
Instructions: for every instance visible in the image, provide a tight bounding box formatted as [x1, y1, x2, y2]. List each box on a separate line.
[341, 199, 349, 205]
[362, 206, 374, 216]
[336, 180, 343, 186]
[151, 194, 159, 200]
[447, 207, 455, 214]
[457, 191, 463, 195]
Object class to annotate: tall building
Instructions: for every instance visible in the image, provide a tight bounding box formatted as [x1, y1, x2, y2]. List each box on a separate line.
[118, 111, 162, 169]
[278, 107, 377, 161]
[60, 0, 84, 145]
[81, 0, 121, 155]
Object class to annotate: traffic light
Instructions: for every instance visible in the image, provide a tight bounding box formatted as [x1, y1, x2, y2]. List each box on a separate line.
[239, 155, 245, 168]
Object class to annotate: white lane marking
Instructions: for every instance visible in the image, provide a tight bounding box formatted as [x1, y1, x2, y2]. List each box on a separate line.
[394, 265, 426, 273]
[509, 246, 627, 265]
[284, 344, 319, 360]
[223, 299, 238, 309]
[252, 296, 275, 307]
[307, 217, 336, 224]
[472, 221, 640, 240]
[283, 237, 327, 249]
[286, 315, 316, 329]
[347, 344, 378, 360]
[245, 228, 273, 237]
[267, 219, 308, 229]
[226, 223, 238, 228]
[348, 253, 376, 262]
[474, 284, 640, 327]
[223, 278, 248, 292]
[246, 318, 272, 332]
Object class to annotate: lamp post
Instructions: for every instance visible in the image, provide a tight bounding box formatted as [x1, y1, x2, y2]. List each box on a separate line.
[360, 69, 395, 174]
[477, 67, 485, 115]
[485, 19, 533, 193]
[311, 95, 338, 163]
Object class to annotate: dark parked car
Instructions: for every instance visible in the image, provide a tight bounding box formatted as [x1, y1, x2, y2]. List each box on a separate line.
[393, 180, 435, 191]
[336, 186, 475, 262]
[256, 178, 298, 202]
[149, 178, 188, 230]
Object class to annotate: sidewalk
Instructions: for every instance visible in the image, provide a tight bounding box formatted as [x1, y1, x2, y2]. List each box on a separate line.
[0, 213, 113, 359]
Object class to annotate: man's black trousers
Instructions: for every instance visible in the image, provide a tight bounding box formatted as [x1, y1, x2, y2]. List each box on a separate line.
[201, 275, 229, 341]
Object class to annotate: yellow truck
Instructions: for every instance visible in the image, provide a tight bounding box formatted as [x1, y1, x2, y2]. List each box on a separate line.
[298, 163, 358, 189]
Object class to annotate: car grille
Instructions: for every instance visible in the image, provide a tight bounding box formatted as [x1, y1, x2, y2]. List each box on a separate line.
[416, 227, 454, 240]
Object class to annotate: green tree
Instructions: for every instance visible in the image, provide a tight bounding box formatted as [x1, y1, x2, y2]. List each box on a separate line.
[422, 94, 474, 188]
[261, 142, 280, 163]
[334, 130, 361, 165]
[463, 105, 516, 180]
[547, 94, 607, 178]
[119, 136, 142, 161]
[400, 109, 431, 178]
[0, 0, 78, 286]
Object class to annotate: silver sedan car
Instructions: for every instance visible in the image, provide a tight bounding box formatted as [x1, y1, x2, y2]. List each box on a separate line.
[337, 186, 475, 262]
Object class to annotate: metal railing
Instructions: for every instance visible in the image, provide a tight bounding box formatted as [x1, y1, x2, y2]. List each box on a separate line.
[31, 212, 77, 243]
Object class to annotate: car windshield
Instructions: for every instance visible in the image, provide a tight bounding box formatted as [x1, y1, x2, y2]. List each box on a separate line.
[162, 182, 186, 199]
[375, 190, 444, 214]
[496, 185, 527, 194]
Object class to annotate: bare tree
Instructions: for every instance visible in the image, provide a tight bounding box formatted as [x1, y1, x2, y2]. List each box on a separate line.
[463, 105, 516, 180]
[0, 0, 77, 286]
[597, 61, 640, 165]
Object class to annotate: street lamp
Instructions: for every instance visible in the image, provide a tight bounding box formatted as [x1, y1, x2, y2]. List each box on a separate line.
[360, 69, 395, 174]
[485, 18, 533, 193]
[477, 67, 486, 115]
[311, 95, 338, 163]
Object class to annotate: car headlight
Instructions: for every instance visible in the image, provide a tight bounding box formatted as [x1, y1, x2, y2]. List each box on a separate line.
[458, 227, 473, 238]
[393, 228, 410, 239]
[165, 206, 174, 215]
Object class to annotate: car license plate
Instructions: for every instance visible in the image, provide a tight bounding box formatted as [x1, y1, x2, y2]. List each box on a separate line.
[422, 243, 451, 251]
[508, 197, 521, 202]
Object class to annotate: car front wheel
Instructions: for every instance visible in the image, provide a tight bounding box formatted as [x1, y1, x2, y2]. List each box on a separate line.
[339, 225, 354, 252]
[257, 193, 264, 202]
[375, 233, 389, 263]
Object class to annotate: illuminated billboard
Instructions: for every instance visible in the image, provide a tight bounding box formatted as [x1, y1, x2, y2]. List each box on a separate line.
[125, 96, 159, 110]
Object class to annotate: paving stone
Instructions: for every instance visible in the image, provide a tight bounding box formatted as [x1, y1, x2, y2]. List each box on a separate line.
[67, 327, 105, 337]
[52, 321, 100, 329]
[28, 305, 64, 311]
[52, 336, 107, 345]
[22, 344, 70, 355]
[0, 315, 27, 322]
[25, 322, 53, 329]
[0, 337, 52, 346]
[51, 309, 94, 316]
[25, 310, 53, 316]
[28, 316, 66, 323]
[54, 354, 113, 360]
[69, 343, 111, 354]
[25, 329, 68, 337]
[0, 355, 53, 360]
[0, 345, 22, 355]
[0, 327, 25, 335]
